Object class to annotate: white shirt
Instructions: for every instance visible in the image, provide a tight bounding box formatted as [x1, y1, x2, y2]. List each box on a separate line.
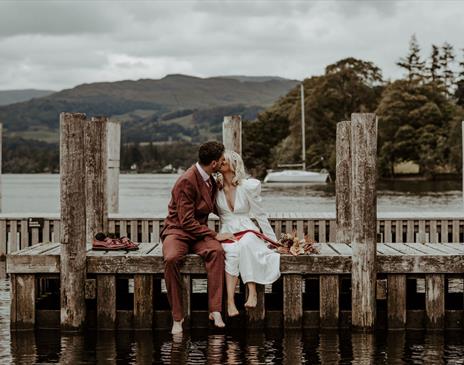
[195, 162, 210, 182]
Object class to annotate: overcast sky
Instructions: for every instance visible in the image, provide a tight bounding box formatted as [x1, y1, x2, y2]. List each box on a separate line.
[0, 0, 463, 91]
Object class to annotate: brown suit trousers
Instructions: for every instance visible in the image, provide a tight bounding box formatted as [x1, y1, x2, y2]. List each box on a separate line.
[163, 235, 224, 321]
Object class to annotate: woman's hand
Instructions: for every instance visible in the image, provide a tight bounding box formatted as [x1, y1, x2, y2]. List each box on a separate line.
[216, 232, 235, 241]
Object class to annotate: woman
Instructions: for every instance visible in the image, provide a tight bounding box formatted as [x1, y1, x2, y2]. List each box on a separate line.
[216, 150, 280, 317]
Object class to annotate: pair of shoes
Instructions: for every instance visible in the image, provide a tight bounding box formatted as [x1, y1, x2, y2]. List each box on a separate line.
[92, 233, 139, 251]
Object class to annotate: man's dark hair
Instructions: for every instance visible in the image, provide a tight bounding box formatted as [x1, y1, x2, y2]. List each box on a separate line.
[198, 141, 225, 165]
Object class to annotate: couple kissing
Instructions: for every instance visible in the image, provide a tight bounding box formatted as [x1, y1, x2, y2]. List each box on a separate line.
[161, 141, 280, 335]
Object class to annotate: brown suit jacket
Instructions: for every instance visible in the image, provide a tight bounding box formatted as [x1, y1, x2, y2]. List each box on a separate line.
[160, 164, 218, 241]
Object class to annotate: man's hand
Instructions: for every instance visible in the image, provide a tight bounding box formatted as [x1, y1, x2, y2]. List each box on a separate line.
[216, 232, 235, 242]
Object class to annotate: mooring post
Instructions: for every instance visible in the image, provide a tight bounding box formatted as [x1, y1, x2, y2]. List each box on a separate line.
[107, 120, 121, 214]
[335, 120, 352, 243]
[85, 116, 109, 246]
[350, 113, 378, 330]
[60, 112, 87, 330]
[462, 121, 464, 203]
[222, 115, 242, 154]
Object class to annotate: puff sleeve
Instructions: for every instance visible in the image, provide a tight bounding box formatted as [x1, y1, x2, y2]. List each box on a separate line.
[242, 178, 277, 241]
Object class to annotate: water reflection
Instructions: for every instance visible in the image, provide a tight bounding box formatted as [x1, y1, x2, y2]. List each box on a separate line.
[5, 328, 464, 364]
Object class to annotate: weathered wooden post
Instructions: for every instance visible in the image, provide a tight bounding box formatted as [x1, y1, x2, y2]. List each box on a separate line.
[350, 113, 378, 330]
[462, 121, 464, 203]
[60, 112, 87, 330]
[85, 116, 108, 246]
[0, 122, 2, 213]
[107, 120, 121, 214]
[335, 120, 352, 243]
[222, 115, 242, 154]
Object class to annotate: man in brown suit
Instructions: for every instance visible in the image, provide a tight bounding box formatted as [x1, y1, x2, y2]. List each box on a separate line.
[161, 141, 234, 334]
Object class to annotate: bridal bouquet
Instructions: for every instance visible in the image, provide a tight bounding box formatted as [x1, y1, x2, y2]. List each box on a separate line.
[269, 231, 319, 255]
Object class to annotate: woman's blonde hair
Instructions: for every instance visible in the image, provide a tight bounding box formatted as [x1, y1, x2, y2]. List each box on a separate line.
[224, 150, 247, 186]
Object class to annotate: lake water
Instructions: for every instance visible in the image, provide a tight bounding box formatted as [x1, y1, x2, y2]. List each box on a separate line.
[1, 174, 464, 363]
[1, 276, 464, 364]
[1, 174, 463, 215]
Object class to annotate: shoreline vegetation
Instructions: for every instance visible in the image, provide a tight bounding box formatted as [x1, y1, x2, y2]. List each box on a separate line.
[2, 35, 464, 179]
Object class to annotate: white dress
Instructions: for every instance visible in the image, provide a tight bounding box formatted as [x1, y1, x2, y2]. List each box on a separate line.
[216, 178, 280, 284]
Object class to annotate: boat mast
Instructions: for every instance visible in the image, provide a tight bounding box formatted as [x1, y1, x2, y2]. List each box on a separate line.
[300, 83, 306, 171]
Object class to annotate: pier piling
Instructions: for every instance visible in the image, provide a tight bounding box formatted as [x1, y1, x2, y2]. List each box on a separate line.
[60, 112, 87, 331]
[222, 115, 242, 154]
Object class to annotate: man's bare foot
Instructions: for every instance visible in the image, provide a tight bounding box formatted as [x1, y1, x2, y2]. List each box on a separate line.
[171, 319, 184, 335]
[244, 294, 257, 308]
[227, 302, 240, 317]
[209, 311, 226, 328]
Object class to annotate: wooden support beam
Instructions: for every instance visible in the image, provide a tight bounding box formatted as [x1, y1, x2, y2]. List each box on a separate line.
[425, 274, 445, 329]
[387, 274, 406, 329]
[60, 112, 87, 330]
[107, 120, 121, 214]
[335, 120, 352, 243]
[222, 115, 242, 154]
[283, 274, 303, 328]
[182, 274, 191, 328]
[97, 275, 116, 330]
[10, 274, 36, 330]
[85, 116, 108, 246]
[350, 113, 378, 330]
[247, 284, 265, 328]
[134, 274, 153, 330]
[320, 275, 339, 328]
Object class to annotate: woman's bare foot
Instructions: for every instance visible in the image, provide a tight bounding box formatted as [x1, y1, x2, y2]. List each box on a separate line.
[209, 311, 226, 328]
[227, 302, 240, 317]
[244, 293, 257, 308]
[171, 319, 184, 335]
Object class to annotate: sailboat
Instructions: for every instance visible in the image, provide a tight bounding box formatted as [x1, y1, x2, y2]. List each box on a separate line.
[264, 84, 329, 184]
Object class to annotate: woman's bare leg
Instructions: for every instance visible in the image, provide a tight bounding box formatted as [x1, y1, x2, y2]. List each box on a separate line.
[244, 282, 257, 308]
[225, 272, 240, 316]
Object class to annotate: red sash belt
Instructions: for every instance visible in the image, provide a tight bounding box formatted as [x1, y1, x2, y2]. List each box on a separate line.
[221, 229, 279, 247]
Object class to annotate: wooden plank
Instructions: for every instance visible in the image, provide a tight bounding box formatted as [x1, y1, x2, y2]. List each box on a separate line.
[329, 220, 336, 242]
[134, 274, 153, 329]
[329, 243, 352, 256]
[425, 243, 464, 255]
[182, 274, 191, 327]
[9, 220, 18, 253]
[0, 220, 6, 257]
[274, 220, 282, 239]
[283, 274, 302, 328]
[442, 243, 464, 253]
[52, 220, 60, 243]
[97, 275, 116, 329]
[42, 220, 50, 243]
[376, 243, 402, 255]
[141, 221, 149, 242]
[285, 220, 293, 234]
[407, 221, 415, 243]
[406, 243, 450, 255]
[452, 220, 460, 243]
[417, 220, 426, 243]
[20, 220, 28, 250]
[384, 243, 423, 255]
[384, 220, 392, 243]
[307, 220, 315, 241]
[387, 274, 406, 329]
[430, 220, 438, 243]
[31, 228, 39, 245]
[108, 220, 116, 234]
[318, 243, 340, 256]
[10, 274, 36, 330]
[18, 242, 60, 255]
[378, 255, 464, 274]
[440, 220, 449, 243]
[130, 220, 138, 241]
[296, 220, 304, 239]
[425, 274, 445, 329]
[318, 220, 326, 243]
[395, 220, 403, 243]
[247, 284, 265, 328]
[120, 220, 127, 237]
[319, 275, 339, 328]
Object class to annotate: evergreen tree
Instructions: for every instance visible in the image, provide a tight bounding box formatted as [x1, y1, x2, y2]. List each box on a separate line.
[455, 48, 464, 106]
[397, 34, 426, 83]
[440, 42, 455, 96]
[426, 44, 442, 84]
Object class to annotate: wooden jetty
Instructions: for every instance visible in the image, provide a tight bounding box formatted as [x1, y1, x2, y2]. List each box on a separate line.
[7, 241, 464, 330]
[5, 112, 464, 331]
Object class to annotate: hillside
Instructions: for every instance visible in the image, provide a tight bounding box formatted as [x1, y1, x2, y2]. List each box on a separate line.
[0, 89, 55, 106]
[0, 74, 298, 143]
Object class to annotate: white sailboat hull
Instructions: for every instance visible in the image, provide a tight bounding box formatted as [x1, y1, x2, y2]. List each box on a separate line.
[264, 170, 329, 183]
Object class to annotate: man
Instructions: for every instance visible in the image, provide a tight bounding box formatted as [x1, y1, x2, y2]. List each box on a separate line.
[161, 141, 234, 335]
